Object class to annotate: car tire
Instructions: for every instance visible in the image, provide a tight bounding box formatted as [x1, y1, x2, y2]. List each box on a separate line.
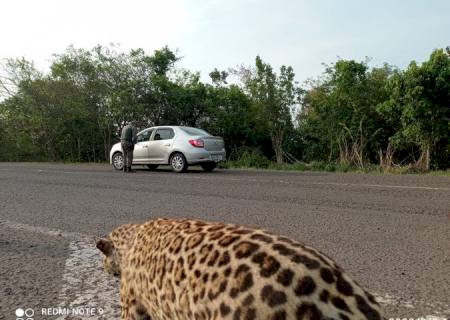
[201, 162, 217, 172]
[146, 164, 159, 170]
[170, 153, 188, 173]
[112, 152, 124, 171]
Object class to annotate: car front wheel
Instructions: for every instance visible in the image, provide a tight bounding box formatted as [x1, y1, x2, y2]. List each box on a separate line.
[170, 153, 188, 173]
[112, 152, 124, 170]
[201, 162, 217, 172]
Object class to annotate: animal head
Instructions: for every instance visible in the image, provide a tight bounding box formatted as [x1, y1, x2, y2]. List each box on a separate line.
[96, 237, 121, 276]
[95, 223, 140, 277]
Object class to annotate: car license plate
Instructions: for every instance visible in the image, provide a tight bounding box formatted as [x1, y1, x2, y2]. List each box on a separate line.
[212, 155, 222, 162]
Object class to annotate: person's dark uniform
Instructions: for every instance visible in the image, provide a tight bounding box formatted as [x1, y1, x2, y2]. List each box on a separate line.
[120, 122, 137, 173]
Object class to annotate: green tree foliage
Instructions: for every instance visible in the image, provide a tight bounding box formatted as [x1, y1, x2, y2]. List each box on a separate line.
[379, 49, 450, 170]
[298, 60, 393, 167]
[209, 68, 229, 86]
[243, 56, 301, 163]
[0, 46, 448, 170]
[204, 83, 260, 157]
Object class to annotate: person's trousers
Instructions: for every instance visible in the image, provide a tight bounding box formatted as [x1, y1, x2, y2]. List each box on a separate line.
[121, 141, 134, 168]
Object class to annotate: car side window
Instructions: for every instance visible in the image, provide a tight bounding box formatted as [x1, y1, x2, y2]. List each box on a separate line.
[137, 129, 153, 142]
[153, 129, 174, 141]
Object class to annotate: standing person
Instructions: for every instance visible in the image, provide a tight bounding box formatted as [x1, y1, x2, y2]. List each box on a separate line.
[120, 121, 137, 173]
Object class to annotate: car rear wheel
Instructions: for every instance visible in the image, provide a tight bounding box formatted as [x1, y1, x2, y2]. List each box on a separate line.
[201, 162, 217, 172]
[146, 164, 159, 170]
[112, 152, 124, 170]
[170, 153, 188, 173]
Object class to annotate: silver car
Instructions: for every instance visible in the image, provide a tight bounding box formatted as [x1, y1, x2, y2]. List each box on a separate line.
[110, 126, 226, 173]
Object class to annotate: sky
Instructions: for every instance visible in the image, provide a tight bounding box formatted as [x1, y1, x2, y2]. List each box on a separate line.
[1, 0, 449, 84]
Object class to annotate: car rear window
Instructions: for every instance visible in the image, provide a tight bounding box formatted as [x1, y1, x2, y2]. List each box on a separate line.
[179, 127, 211, 136]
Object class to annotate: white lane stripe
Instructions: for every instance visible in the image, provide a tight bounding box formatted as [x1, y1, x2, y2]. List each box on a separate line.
[38, 169, 92, 175]
[32, 168, 450, 191]
[0, 220, 86, 240]
[55, 240, 120, 320]
[311, 182, 450, 191]
[374, 293, 450, 319]
[0, 220, 120, 319]
[179, 176, 450, 191]
[374, 293, 415, 309]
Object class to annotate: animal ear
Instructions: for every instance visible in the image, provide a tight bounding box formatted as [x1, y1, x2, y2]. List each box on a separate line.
[95, 237, 113, 255]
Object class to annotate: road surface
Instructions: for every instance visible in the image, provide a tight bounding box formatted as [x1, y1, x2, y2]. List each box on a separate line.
[0, 163, 449, 319]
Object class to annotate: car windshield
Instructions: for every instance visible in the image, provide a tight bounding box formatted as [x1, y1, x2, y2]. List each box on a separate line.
[179, 127, 211, 136]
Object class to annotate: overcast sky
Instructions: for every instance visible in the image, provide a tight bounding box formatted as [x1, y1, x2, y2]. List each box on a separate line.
[1, 0, 449, 83]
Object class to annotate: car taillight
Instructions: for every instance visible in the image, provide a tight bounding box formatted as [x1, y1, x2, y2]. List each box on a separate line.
[189, 139, 204, 148]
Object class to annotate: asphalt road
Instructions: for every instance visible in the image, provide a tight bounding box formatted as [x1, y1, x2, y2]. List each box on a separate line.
[0, 163, 449, 320]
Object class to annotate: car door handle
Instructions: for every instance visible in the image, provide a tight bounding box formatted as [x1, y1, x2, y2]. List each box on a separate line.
[143, 145, 148, 148]
[164, 143, 171, 146]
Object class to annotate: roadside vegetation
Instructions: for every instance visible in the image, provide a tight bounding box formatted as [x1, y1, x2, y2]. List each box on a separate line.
[0, 45, 449, 172]
[220, 148, 450, 175]
[223, 160, 450, 175]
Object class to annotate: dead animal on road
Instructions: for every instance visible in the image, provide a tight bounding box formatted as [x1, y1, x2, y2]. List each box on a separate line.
[96, 218, 383, 320]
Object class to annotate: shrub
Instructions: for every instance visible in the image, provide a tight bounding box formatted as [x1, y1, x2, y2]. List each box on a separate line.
[229, 148, 271, 169]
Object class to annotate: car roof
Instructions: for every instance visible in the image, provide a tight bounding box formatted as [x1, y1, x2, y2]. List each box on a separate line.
[137, 126, 197, 134]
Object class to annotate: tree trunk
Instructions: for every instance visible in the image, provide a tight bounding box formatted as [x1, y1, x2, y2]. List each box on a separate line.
[275, 144, 283, 164]
[271, 128, 284, 164]
[414, 143, 431, 171]
[77, 137, 81, 162]
[338, 135, 350, 165]
[103, 128, 107, 162]
[328, 136, 333, 162]
[379, 142, 394, 169]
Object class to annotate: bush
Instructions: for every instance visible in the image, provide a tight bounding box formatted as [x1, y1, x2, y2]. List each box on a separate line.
[228, 148, 271, 169]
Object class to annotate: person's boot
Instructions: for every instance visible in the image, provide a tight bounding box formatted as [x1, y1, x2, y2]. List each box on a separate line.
[128, 166, 136, 173]
[123, 165, 128, 173]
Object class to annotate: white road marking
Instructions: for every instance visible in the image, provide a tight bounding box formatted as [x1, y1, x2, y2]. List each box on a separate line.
[0, 220, 120, 319]
[2, 219, 449, 319]
[2, 166, 449, 192]
[375, 293, 415, 309]
[311, 182, 450, 191]
[0, 220, 85, 240]
[55, 240, 120, 320]
[24, 168, 450, 191]
[374, 293, 450, 319]
[37, 169, 91, 175]
[181, 175, 450, 191]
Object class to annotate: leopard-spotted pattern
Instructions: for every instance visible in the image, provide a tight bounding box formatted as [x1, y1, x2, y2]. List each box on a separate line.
[96, 218, 383, 320]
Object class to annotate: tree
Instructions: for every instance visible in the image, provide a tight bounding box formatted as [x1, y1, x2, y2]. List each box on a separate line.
[146, 46, 179, 76]
[298, 60, 392, 167]
[203, 84, 259, 157]
[379, 49, 450, 170]
[209, 68, 228, 86]
[244, 56, 300, 163]
[1, 45, 448, 169]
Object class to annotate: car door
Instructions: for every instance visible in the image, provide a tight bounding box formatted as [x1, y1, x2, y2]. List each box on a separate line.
[148, 128, 175, 163]
[132, 129, 153, 163]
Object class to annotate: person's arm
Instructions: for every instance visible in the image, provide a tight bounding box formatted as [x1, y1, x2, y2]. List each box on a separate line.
[132, 127, 138, 144]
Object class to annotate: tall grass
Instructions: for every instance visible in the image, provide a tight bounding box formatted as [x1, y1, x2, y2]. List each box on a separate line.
[222, 150, 450, 175]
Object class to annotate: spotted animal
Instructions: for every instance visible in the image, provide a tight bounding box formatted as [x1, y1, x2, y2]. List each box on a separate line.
[96, 218, 383, 320]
